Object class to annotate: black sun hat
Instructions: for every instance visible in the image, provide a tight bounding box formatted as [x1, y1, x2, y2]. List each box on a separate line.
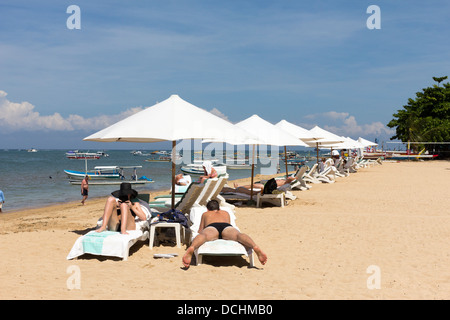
[111, 182, 138, 199]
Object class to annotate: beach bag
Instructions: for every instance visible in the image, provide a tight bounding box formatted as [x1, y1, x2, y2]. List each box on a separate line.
[158, 209, 189, 228]
[263, 178, 278, 195]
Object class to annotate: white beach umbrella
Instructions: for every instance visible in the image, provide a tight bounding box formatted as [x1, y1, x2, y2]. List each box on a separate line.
[84, 94, 259, 209]
[274, 119, 319, 142]
[305, 126, 345, 164]
[358, 137, 378, 147]
[233, 115, 308, 200]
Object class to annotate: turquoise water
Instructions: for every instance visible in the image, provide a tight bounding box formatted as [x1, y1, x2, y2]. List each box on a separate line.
[0, 149, 318, 212]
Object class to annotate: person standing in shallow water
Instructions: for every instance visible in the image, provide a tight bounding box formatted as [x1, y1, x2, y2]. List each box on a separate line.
[81, 175, 89, 205]
[0, 189, 5, 212]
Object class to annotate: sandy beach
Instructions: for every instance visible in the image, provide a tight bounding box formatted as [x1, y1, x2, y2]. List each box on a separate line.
[0, 160, 449, 300]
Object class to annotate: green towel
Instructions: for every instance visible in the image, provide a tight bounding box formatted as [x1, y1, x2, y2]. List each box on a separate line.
[82, 231, 118, 254]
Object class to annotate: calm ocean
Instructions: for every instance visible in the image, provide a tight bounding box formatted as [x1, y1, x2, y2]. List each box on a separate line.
[0, 149, 317, 212]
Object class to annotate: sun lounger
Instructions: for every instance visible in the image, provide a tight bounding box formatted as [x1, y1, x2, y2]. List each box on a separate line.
[188, 206, 254, 267]
[284, 166, 310, 191]
[302, 163, 321, 184]
[67, 194, 154, 261]
[315, 166, 336, 183]
[148, 181, 207, 214]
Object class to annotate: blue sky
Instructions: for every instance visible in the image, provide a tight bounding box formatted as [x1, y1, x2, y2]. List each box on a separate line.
[1, 0, 449, 150]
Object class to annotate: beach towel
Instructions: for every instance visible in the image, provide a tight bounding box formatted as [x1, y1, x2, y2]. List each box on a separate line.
[67, 209, 152, 260]
[66, 228, 149, 260]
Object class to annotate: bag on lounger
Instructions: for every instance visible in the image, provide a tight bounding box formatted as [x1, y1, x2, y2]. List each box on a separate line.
[158, 209, 189, 228]
[263, 178, 278, 195]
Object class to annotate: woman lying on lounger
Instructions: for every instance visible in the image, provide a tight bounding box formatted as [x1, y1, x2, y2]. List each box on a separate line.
[222, 176, 296, 195]
[96, 183, 148, 235]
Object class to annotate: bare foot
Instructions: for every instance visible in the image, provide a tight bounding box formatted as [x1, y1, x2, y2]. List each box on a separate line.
[253, 246, 267, 265]
[233, 182, 239, 188]
[95, 226, 106, 233]
[182, 247, 195, 268]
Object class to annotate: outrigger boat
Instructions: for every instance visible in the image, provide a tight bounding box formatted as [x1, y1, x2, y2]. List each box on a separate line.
[66, 151, 101, 159]
[180, 160, 227, 176]
[65, 166, 154, 185]
[64, 166, 122, 180]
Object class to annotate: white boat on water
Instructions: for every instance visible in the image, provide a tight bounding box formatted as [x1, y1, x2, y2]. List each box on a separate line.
[64, 166, 123, 180]
[225, 163, 253, 169]
[66, 151, 100, 159]
[64, 166, 154, 185]
[180, 160, 227, 176]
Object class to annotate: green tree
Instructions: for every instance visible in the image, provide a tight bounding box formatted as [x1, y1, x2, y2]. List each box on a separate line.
[387, 76, 450, 157]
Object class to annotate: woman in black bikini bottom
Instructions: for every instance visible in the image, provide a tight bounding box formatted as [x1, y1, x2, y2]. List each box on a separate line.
[205, 222, 232, 239]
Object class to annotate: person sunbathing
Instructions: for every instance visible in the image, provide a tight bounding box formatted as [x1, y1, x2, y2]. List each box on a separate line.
[182, 200, 267, 268]
[96, 183, 148, 235]
[175, 173, 189, 186]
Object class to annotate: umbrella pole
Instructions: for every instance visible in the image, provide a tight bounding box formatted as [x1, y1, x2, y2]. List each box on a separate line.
[284, 146, 288, 178]
[249, 144, 256, 206]
[171, 141, 176, 210]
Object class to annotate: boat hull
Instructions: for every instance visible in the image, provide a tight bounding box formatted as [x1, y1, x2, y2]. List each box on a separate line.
[64, 170, 120, 180]
[180, 163, 227, 176]
[69, 179, 152, 185]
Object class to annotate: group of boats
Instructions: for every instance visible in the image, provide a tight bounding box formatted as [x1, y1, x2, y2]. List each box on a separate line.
[362, 149, 439, 161]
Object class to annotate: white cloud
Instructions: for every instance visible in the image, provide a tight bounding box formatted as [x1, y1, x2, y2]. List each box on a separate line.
[209, 108, 230, 122]
[301, 111, 395, 139]
[0, 91, 144, 132]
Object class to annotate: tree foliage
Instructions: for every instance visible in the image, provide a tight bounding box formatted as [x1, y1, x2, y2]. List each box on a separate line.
[387, 76, 450, 156]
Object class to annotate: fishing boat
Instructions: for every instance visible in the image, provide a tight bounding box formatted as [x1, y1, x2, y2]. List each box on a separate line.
[145, 156, 172, 162]
[225, 163, 253, 169]
[64, 166, 122, 180]
[66, 151, 101, 159]
[66, 166, 154, 185]
[180, 160, 227, 176]
[27, 148, 38, 152]
[384, 150, 438, 160]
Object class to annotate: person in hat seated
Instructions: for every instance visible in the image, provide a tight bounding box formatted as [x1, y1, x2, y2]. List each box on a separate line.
[96, 182, 148, 235]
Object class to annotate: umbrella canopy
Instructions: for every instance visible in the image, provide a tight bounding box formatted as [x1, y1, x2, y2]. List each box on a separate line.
[318, 136, 365, 150]
[303, 126, 345, 164]
[358, 137, 378, 147]
[84, 94, 259, 209]
[84, 94, 257, 143]
[235, 115, 308, 147]
[306, 126, 345, 147]
[274, 120, 319, 142]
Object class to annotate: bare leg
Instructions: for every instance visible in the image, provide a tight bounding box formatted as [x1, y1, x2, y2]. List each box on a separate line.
[182, 227, 218, 268]
[222, 227, 267, 265]
[96, 196, 120, 232]
[119, 202, 136, 235]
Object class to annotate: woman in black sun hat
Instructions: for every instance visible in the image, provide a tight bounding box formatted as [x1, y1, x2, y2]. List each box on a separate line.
[96, 182, 149, 235]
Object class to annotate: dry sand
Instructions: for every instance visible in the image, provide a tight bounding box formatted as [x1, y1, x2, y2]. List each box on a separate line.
[0, 160, 449, 300]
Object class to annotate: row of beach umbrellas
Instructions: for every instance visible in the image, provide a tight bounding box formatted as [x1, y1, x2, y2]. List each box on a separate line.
[84, 94, 377, 208]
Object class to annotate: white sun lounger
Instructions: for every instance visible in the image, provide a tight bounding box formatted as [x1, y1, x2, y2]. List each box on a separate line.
[302, 163, 321, 184]
[188, 206, 254, 267]
[67, 208, 153, 261]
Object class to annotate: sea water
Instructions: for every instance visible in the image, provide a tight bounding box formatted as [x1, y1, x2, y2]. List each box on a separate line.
[0, 149, 317, 212]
